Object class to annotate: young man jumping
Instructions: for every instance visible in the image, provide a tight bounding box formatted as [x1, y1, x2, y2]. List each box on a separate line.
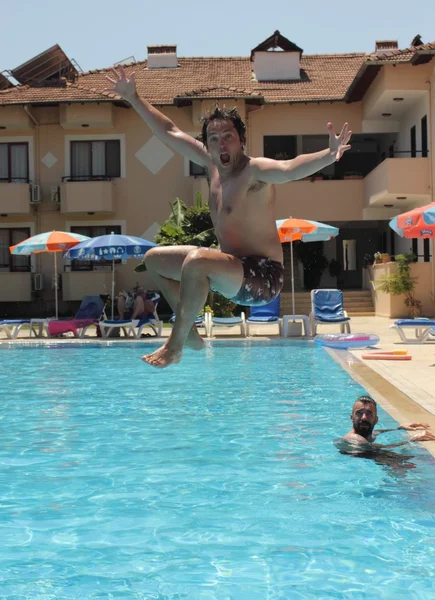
[106, 67, 352, 368]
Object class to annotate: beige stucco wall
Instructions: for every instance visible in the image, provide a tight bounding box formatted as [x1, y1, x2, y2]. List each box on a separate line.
[369, 263, 435, 318]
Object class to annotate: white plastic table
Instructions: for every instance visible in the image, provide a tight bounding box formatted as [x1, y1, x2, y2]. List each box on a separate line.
[282, 315, 310, 337]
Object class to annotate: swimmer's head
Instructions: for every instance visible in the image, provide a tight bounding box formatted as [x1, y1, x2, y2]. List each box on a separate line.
[351, 396, 378, 438]
[200, 107, 247, 171]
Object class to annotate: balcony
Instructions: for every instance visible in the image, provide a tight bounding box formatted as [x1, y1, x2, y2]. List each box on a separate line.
[60, 178, 115, 214]
[361, 63, 431, 131]
[0, 272, 32, 302]
[0, 182, 32, 215]
[364, 157, 430, 208]
[62, 270, 113, 301]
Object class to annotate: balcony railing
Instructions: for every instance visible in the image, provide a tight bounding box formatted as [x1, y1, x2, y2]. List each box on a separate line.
[60, 179, 115, 214]
[311, 149, 429, 181]
[0, 181, 32, 214]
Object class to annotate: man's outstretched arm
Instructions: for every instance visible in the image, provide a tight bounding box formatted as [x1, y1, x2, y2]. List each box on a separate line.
[373, 422, 431, 438]
[105, 67, 210, 168]
[252, 122, 352, 184]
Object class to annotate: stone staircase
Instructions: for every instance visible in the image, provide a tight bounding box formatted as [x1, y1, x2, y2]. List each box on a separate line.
[280, 290, 375, 317]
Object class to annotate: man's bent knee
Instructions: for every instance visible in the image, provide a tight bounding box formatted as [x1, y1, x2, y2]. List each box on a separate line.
[144, 247, 162, 270]
[183, 248, 213, 275]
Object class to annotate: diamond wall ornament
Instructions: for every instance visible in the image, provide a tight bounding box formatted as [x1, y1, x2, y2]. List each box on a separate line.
[135, 136, 174, 174]
[41, 152, 58, 168]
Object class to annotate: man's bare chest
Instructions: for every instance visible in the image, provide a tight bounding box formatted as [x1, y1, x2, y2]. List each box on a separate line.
[208, 176, 266, 217]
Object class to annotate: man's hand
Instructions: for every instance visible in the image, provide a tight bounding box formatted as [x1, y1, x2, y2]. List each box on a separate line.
[328, 122, 352, 161]
[399, 423, 431, 431]
[105, 66, 137, 103]
[410, 431, 435, 442]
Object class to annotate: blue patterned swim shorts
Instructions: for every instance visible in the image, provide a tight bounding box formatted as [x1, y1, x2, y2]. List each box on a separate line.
[228, 256, 284, 306]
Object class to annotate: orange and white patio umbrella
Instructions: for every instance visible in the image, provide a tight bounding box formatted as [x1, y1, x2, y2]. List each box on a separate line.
[10, 231, 90, 318]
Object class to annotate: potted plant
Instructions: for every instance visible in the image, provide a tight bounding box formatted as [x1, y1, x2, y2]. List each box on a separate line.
[374, 252, 382, 264]
[381, 253, 391, 263]
[376, 253, 422, 318]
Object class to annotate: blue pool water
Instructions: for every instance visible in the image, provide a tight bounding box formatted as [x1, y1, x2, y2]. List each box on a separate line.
[1, 341, 435, 599]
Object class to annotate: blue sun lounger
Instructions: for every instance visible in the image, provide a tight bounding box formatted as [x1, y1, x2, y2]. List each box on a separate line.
[246, 295, 282, 336]
[391, 319, 435, 344]
[309, 289, 351, 336]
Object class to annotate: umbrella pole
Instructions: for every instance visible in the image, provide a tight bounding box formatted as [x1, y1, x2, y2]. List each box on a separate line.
[53, 252, 59, 319]
[111, 259, 115, 320]
[290, 239, 296, 320]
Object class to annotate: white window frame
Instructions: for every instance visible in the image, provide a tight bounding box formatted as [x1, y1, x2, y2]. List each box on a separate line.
[64, 134, 126, 179]
[0, 221, 36, 272]
[0, 136, 35, 182]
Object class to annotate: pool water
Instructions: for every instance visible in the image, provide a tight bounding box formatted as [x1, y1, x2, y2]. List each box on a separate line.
[1, 341, 435, 599]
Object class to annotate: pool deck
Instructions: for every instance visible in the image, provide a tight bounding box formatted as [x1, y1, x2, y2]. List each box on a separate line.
[2, 316, 435, 454]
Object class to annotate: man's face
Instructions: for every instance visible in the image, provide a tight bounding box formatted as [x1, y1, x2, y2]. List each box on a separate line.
[206, 119, 244, 171]
[351, 401, 378, 437]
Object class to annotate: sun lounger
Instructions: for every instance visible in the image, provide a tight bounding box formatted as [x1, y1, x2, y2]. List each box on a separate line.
[0, 319, 31, 339]
[99, 293, 162, 338]
[47, 296, 105, 338]
[246, 295, 282, 336]
[206, 313, 247, 338]
[391, 319, 435, 344]
[309, 289, 351, 336]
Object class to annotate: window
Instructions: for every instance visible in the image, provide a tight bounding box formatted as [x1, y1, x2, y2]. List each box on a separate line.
[70, 140, 120, 180]
[421, 115, 428, 158]
[0, 143, 29, 182]
[0, 228, 31, 272]
[424, 238, 430, 262]
[189, 161, 207, 177]
[410, 126, 416, 157]
[263, 136, 297, 161]
[69, 225, 122, 271]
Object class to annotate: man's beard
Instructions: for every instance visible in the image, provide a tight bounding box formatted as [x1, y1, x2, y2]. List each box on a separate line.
[354, 421, 375, 438]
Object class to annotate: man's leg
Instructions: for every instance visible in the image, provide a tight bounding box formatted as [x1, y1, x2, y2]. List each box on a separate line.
[117, 296, 126, 320]
[144, 245, 204, 349]
[143, 247, 243, 368]
[131, 296, 145, 320]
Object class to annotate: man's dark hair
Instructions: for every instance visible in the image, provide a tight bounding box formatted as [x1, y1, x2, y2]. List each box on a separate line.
[200, 106, 246, 148]
[355, 395, 377, 409]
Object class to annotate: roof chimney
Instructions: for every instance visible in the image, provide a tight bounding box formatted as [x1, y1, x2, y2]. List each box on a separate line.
[147, 45, 177, 69]
[375, 40, 399, 54]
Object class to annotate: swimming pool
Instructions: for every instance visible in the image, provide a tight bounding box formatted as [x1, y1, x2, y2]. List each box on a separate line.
[1, 341, 435, 599]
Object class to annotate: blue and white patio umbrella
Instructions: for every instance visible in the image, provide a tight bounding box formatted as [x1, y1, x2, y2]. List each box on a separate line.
[64, 233, 157, 318]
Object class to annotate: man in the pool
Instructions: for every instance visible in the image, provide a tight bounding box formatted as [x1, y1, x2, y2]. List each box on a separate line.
[336, 396, 435, 450]
[105, 66, 352, 368]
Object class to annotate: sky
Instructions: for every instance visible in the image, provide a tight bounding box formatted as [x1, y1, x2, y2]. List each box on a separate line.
[1, 0, 435, 75]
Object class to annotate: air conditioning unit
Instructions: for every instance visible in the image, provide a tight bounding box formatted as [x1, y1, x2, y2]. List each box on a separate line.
[30, 184, 41, 203]
[32, 273, 44, 291]
[50, 186, 60, 203]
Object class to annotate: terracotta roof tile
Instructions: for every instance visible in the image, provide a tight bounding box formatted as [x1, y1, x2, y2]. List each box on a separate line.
[367, 40, 435, 62]
[77, 54, 367, 105]
[0, 81, 115, 104]
[1, 43, 434, 107]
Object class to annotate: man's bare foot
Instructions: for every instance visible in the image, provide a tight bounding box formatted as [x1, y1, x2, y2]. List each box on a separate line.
[185, 327, 205, 351]
[142, 343, 182, 368]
